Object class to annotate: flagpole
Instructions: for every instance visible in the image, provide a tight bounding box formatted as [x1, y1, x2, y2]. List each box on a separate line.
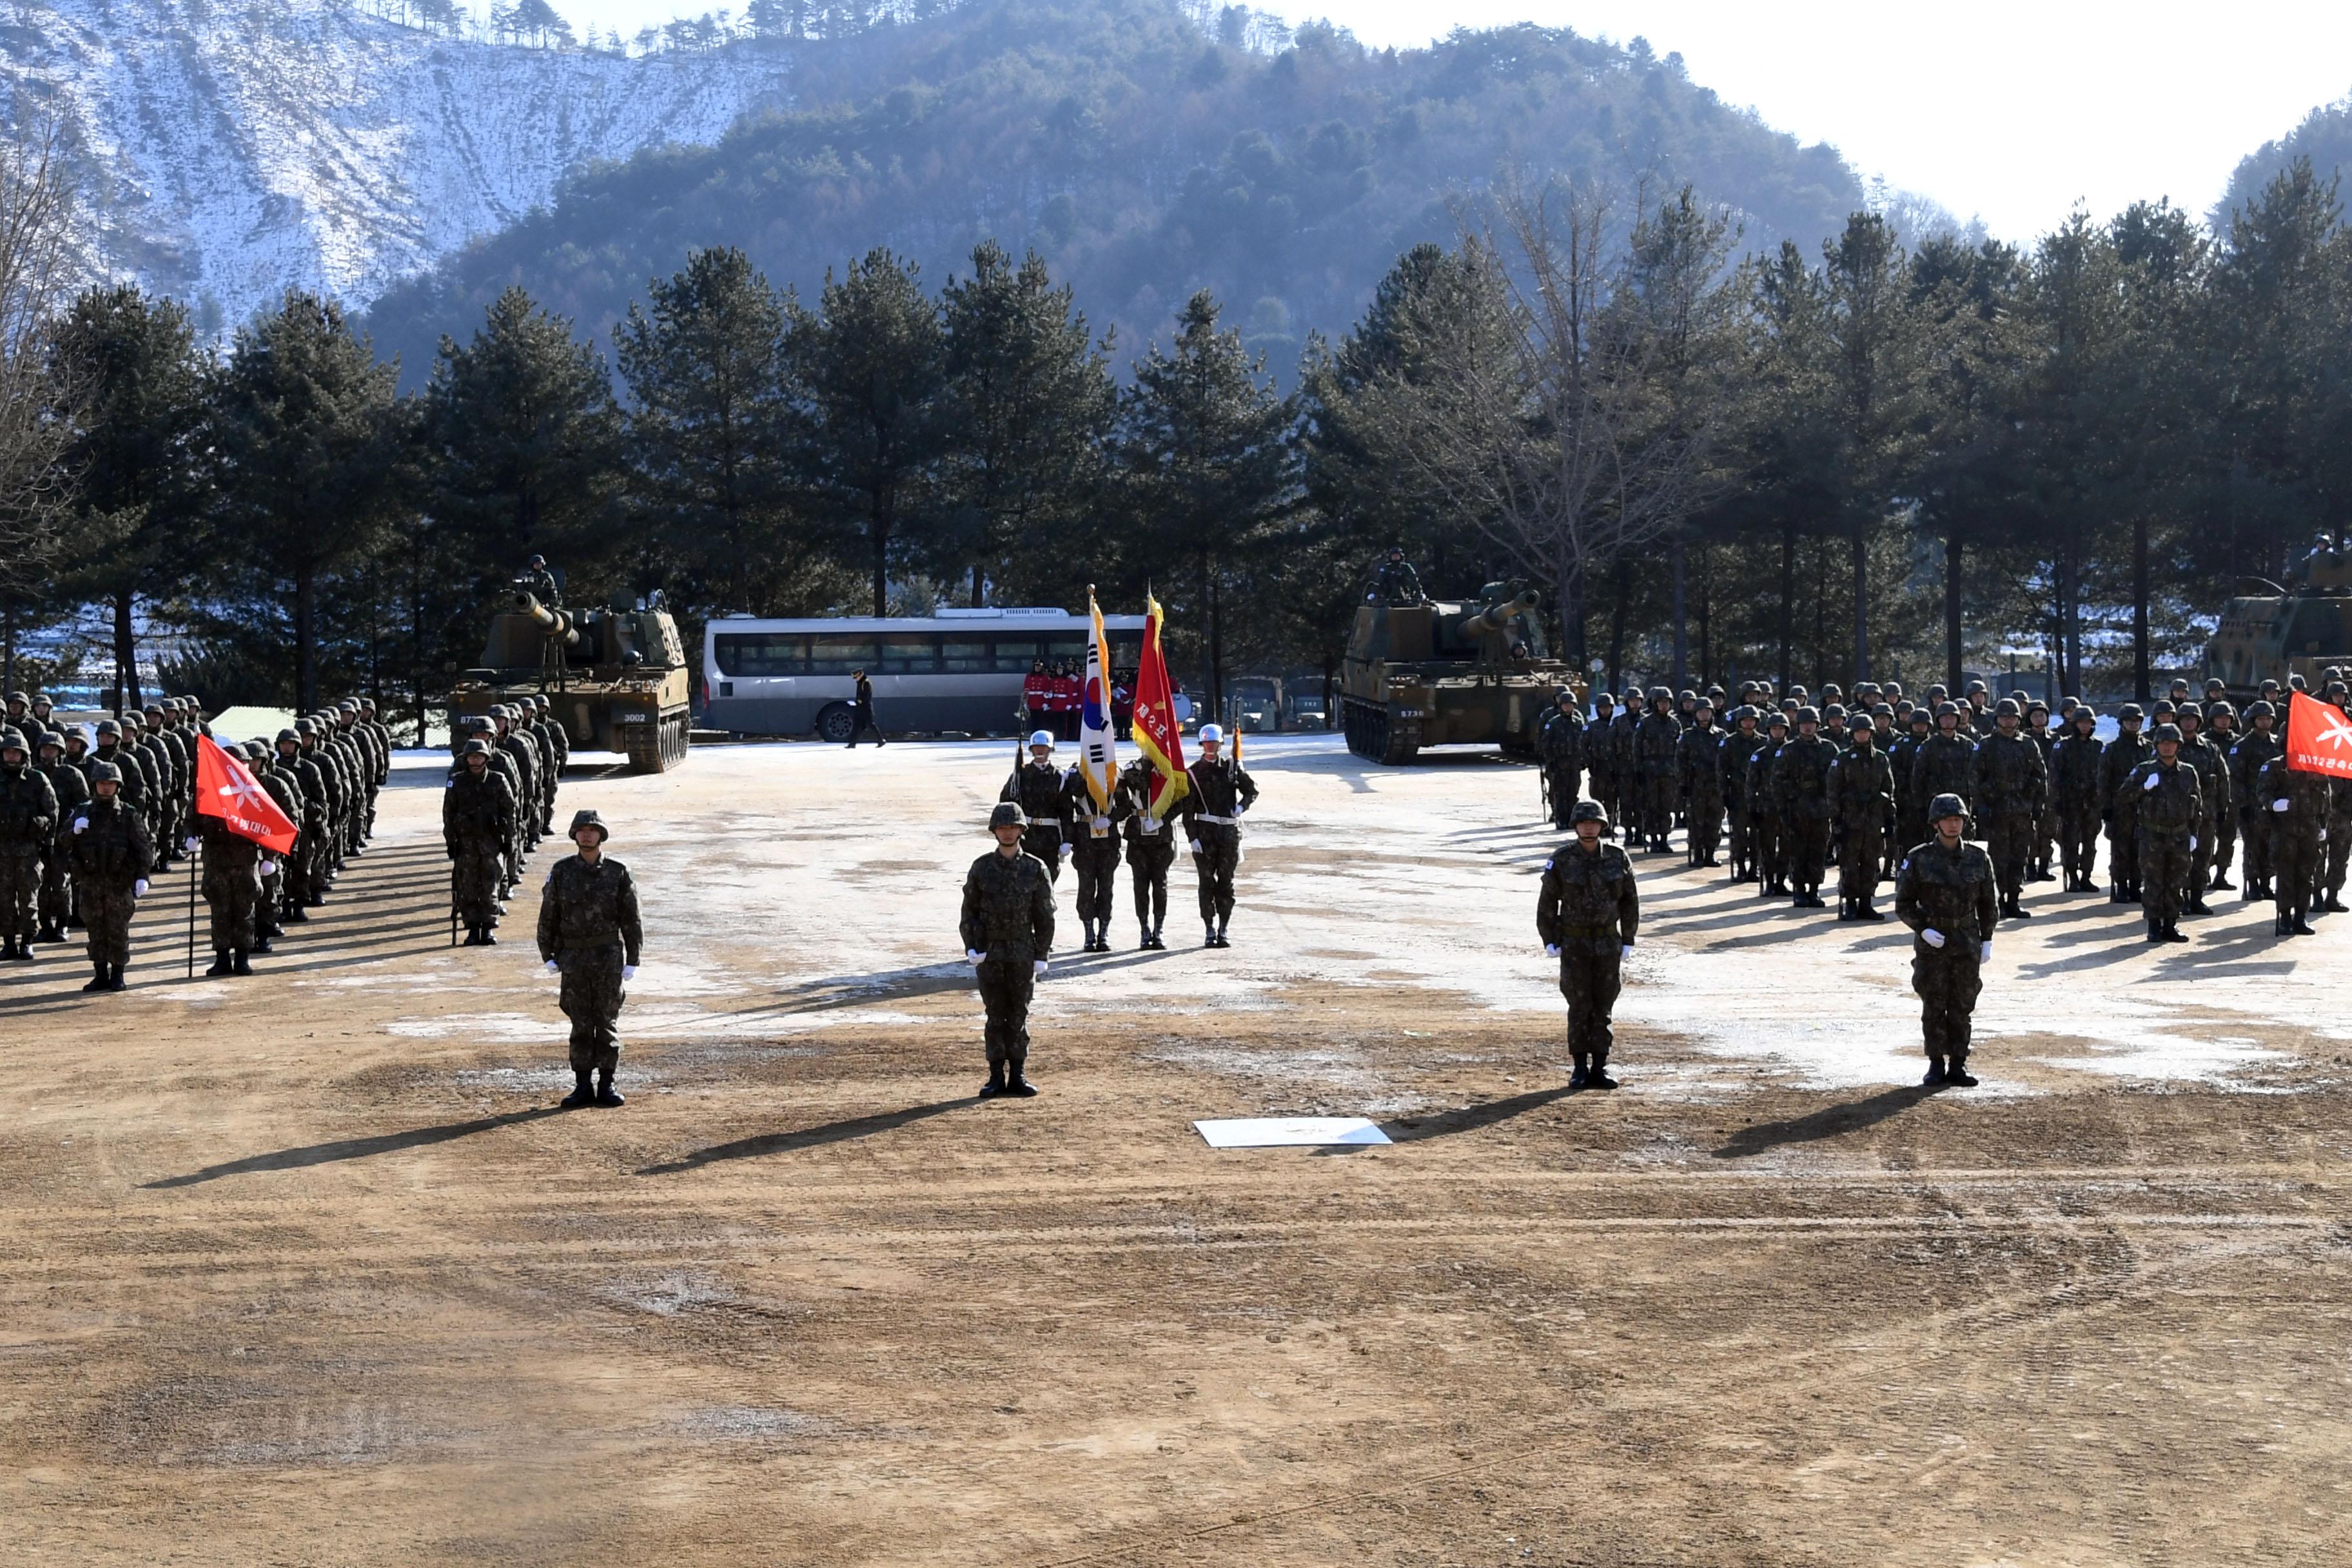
[185, 838, 197, 979]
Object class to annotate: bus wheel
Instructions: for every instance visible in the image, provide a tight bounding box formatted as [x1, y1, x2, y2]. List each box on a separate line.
[814, 703, 856, 744]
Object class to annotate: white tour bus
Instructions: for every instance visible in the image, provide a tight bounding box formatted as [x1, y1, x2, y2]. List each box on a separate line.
[702, 608, 1152, 740]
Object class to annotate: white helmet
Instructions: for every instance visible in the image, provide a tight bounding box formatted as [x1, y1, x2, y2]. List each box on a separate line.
[1028, 730, 1055, 749]
[1197, 723, 1224, 744]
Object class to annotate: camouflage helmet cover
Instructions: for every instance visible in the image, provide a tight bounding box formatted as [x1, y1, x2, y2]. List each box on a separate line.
[1928, 792, 1968, 821]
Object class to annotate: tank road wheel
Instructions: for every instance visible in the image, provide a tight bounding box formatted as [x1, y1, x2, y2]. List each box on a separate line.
[1380, 713, 1420, 766]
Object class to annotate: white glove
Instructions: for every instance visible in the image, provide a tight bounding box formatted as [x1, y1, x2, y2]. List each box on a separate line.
[1622, 944, 1636, 960]
[1544, 943, 1560, 957]
[1033, 959, 1048, 977]
[622, 965, 637, 982]
[183, 835, 200, 852]
[2324, 828, 2331, 844]
[72, 818, 85, 834]
[2273, 798, 2291, 812]
[1189, 839, 1202, 853]
[260, 860, 277, 876]
[132, 878, 148, 897]
[1979, 941, 1992, 963]
[1921, 927, 1945, 948]
[2189, 836, 2197, 852]
[966, 948, 984, 966]
[2144, 772, 2160, 792]
[544, 959, 560, 975]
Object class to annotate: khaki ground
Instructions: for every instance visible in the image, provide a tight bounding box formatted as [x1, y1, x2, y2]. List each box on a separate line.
[4, 736, 2347, 1565]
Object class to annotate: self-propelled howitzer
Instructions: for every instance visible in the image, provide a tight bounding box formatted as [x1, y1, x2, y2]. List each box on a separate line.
[449, 591, 692, 772]
[1340, 585, 1580, 764]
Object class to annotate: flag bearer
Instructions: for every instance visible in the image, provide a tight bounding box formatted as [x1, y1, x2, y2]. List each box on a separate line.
[1063, 760, 1121, 952]
[1113, 756, 1176, 949]
[961, 802, 1056, 1099]
[191, 800, 262, 977]
[1179, 723, 1257, 948]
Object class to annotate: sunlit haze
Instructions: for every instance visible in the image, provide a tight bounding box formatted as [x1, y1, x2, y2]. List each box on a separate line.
[532, 0, 2352, 241]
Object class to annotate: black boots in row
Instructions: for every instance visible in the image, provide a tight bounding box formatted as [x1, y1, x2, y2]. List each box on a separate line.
[1923, 1054, 1978, 1088]
[559, 1069, 625, 1109]
[978, 1063, 1037, 1099]
[203, 950, 255, 977]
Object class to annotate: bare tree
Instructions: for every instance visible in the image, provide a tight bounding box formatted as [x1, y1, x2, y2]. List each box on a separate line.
[0, 108, 82, 688]
[1347, 177, 1740, 666]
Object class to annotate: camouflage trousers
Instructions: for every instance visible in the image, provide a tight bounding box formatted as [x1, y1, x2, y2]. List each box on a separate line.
[2274, 830, 2322, 919]
[2212, 809, 2237, 880]
[1556, 945, 1622, 1063]
[1750, 810, 1785, 887]
[556, 944, 627, 1074]
[2106, 816, 2139, 890]
[2239, 810, 2271, 890]
[1911, 949, 1981, 1061]
[2326, 820, 2351, 898]
[1193, 827, 1240, 925]
[1639, 774, 1677, 843]
[1724, 799, 1752, 874]
[202, 859, 260, 950]
[0, 848, 39, 940]
[39, 847, 72, 932]
[2057, 808, 2101, 884]
[2139, 832, 2191, 928]
[1787, 817, 1831, 892]
[1838, 822, 1885, 900]
[1126, 836, 1174, 931]
[975, 952, 1035, 1069]
[449, 839, 504, 926]
[1984, 808, 2035, 900]
[1545, 765, 1580, 828]
[77, 880, 136, 966]
[1070, 835, 1120, 926]
[1685, 796, 1723, 862]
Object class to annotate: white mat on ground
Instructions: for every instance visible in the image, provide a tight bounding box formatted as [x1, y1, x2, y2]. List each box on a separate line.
[1193, 1117, 1391, 1148]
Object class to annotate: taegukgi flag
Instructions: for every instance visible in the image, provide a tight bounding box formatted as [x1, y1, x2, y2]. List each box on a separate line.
[2284, 689, 2352, 779]
[1079, 588, 1119, 814]
[194, 732, 299, 853]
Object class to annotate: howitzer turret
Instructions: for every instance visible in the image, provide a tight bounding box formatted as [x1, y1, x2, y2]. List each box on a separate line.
[1340, 582, 1580, 765]
[452, 586, 694, 773]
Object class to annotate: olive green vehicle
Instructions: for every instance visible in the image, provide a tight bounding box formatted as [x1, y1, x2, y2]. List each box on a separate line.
[451, 593, 692, 772]
[2204, 551, 2352, 698]
[1340, 585, 1582, 763]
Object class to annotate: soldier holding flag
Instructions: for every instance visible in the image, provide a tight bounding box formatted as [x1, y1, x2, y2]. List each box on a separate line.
[188, 732, 300, 977]
[1064, 591, 1124, 952]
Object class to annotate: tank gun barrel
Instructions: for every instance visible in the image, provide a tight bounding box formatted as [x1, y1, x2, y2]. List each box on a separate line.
[1456, 589, 1541, 640]
[514, 592, 582, 647]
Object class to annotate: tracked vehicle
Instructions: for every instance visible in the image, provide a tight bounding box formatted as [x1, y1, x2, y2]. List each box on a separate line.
[1340, 584, 1581, 763]
[2205, 552, 2352, 698]
[451, 593, 692, 772]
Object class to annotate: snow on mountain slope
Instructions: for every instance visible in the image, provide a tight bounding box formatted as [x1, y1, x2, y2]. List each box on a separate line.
[3, 0, 792, 334]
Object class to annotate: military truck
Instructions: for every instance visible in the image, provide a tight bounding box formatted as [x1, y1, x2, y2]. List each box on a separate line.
[451, 593, 692, 772]
[2204, 551, 2352, 698]
[1340, 584, 1581, 764]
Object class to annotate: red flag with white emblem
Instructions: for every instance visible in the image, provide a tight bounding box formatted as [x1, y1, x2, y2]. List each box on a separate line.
[194, 732, 299, 852]
[2284, 689, 2352, 779]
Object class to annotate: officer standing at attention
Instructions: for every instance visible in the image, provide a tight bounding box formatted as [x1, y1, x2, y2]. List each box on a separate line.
[537, 809, 642, 1109]
[1540, 687, 1583, 829]
[1771, 707, 1838, 909]
[961, 802, 1056, 1098]
[2128, 723, 2200, 945]
[1894, 793, 1997, 1088]
[1180, 723, 1258, 948]
[1973, 698, 2049, 921]
[1827, 711, 1895, 921]
[1112, 756, 1175, 949]
[1677, 697, 1726, 868]
[64, 760, 152, 992]
[1536, 799, 1639, 1091]
[445, 738, 515, 946]
[1003, 731, 1073, 883]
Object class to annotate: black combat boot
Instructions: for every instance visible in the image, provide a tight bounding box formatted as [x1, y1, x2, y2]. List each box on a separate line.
[1005, 1063, 1038, 1097]
[2185, 895, 2212, 916]
[1856, 897, 1885, 921]
[979, 1063, 1006, 1099]
[283, 905, 308, 923]
[1567, 1055, 1590, 1091]
[1923, 1055, 1947, 1086]
[593, 1069, 625, 1108]
[2211, 872, 2235, 891]
[1836, 896, 1853, 921]
[1204, 923, 1219, 948]
[2161, 922, 2189, 944]
[104, 962, 126, 992]
[1215, 920, 1231, 948]
[2109, 881, 2127, 904]
[479, 926, 497, 945]
[2291, 912, 2318, 936]
[231, 950, 252, 976]
[251, 934, 273, 954]
[37, 925, 61, 943]
[1943, 1054, 1979, 1088]
[82, 961, 107, 993]
[2327, 894, 2349, 914]
[1, 937, 17, 960]
[560, 1071, 595, 1109]
[206, 949, 233, 977]
[1586, 1055, 1618, 1090]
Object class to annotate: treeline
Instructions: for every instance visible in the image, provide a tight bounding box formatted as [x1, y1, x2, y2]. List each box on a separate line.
[10, 158, 2352, 732]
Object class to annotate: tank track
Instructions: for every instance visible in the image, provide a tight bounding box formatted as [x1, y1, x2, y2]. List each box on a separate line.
[1340, 698, 1420, 764]
[623, 712, 692, 774]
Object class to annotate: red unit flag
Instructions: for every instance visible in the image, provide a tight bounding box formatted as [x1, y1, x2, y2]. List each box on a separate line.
[194, 732, 299, 853]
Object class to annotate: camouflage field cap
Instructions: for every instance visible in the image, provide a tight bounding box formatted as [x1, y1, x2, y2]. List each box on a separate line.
[1928, 792, 1968, 821]
[989, 801, 1028, 832]
[569, 808, 609, 842]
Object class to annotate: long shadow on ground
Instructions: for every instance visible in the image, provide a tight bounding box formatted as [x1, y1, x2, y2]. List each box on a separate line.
[637, 1097, 983, 1175]
[1709, 1084, 1937, 1160]
[142, 1106, 565, 1188]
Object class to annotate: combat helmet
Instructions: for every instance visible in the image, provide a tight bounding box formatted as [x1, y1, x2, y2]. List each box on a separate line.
[1934, 700, 1959, 720]
[1928, 792, 1968, 822]
[1570, 798, 1609, 827]
[2117, 703, 2144, 723]
[460, 738, 490, 757]
[87, 760, 121, 785]
[2246, 700, 2275, 720]
[1848, 712, 1872, 733]
[568, 808, 609, 843]
[0, 728, 24, 756]
[1794, 706, 1820, 726]
[1994, 698, 2021, 719]
[277, 727, 300, 745]
[2150, 722, 2182, 743]
[989, 801, 1028, 832]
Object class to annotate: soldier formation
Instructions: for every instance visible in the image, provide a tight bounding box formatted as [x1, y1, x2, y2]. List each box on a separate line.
[1535, 670, 2352, 1086]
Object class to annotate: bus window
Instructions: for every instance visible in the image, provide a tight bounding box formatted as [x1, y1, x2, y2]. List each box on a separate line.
[879, 635, 940, 674]
[1043, 636, 1086, 664]
[808, 635, 879, 674]
[714, 634, 809, 676]
[941, 640, 992, 672]
[992, 639, 1043, 672]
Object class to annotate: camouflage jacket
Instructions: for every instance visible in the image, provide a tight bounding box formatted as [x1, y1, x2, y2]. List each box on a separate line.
[64, 794, 153, 887]
[0, 761, 57, 851]
[1719, 729, 1768, 805]
[1894, 836, 1998, 950]
[2257, 754, 2330, 842]
[1771, 735, 1838, 822]
[1910, 732, 1979, 810]
[2125, 758, 2200, 839]
[2230, 730, 2281, 816]
[37, 759, 88, 850]
[1826, 742, 1896, 827]
[195, 810, 261, 873]
[1583, 713, 1618, 778]
[1678, 724, 1725, 803]
[2099, 733, 2152, 824]
[537, 854, 643, 962]
[2050, 733, 2106, 812]
[1535, 839, 1639, 956]
[1540, 709, 1584, 769]
[1972, 732, 2048, 818]
[2180, 735, 2230, 826]
[1633, 711, 1682, 777]
[1003, 760, 1072, 833]
[959, 847, 1055, 959]
[443, 767, 516, 847]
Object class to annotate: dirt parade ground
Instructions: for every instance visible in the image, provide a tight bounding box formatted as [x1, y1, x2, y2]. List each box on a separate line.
[5, 733, 2349, 1565]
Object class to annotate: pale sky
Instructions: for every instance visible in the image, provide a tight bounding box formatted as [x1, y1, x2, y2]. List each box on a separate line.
[535, 0, 2351, 241]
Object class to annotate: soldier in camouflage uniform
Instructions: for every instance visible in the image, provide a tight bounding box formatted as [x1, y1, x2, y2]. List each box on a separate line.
[1719, 705, 1767, 882]
[537, 808, 643, 1109]
[2099, 704, 2153, 903]
[64, 760, 152, 992]
[2258, 748, 2327, 937]
[492, 705, 543, 855]
[34, 731, 86, 944]
[1583, 693, 1618, 828]
[0, 729, 57, 960]
[2050, 705, 2106, 892]
[2023, 700, 2057, 881]
[2230, 701, 2282, 901]
[1112, 756, 1175, 948]
[1002, 731, 1073, 883]
[244, 740, 297, 952]
[1771, 707, 1837, 908]
[1540, 689, 1584, 829]
[2204, 700, 2242, 890]
[1972, 698, 2048, 921]
[1677, 697, 1725, 867]
[961, 801, 1057, 1098]
[273, 727, 328, 919]
[1894, 792, 1997, 1088]
[1061, 759, 1122, 952]
[1910, 703, 1978, 839]
[1749, 710, 1791, 896]
[1536, 798, 1640, 1091]
[1888, 707, 1934, 870]
[445, 738, 515, 946]
[1632, 687, 1681, 853]
[1827, 712, 1895, 920]
[2175, 704, 2228, 914]
[191, 794, 263, 977]
[2128, 724, 2200, 943]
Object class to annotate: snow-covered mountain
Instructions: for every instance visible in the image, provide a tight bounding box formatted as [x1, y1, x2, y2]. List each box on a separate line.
[3, 0, 794, 335]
